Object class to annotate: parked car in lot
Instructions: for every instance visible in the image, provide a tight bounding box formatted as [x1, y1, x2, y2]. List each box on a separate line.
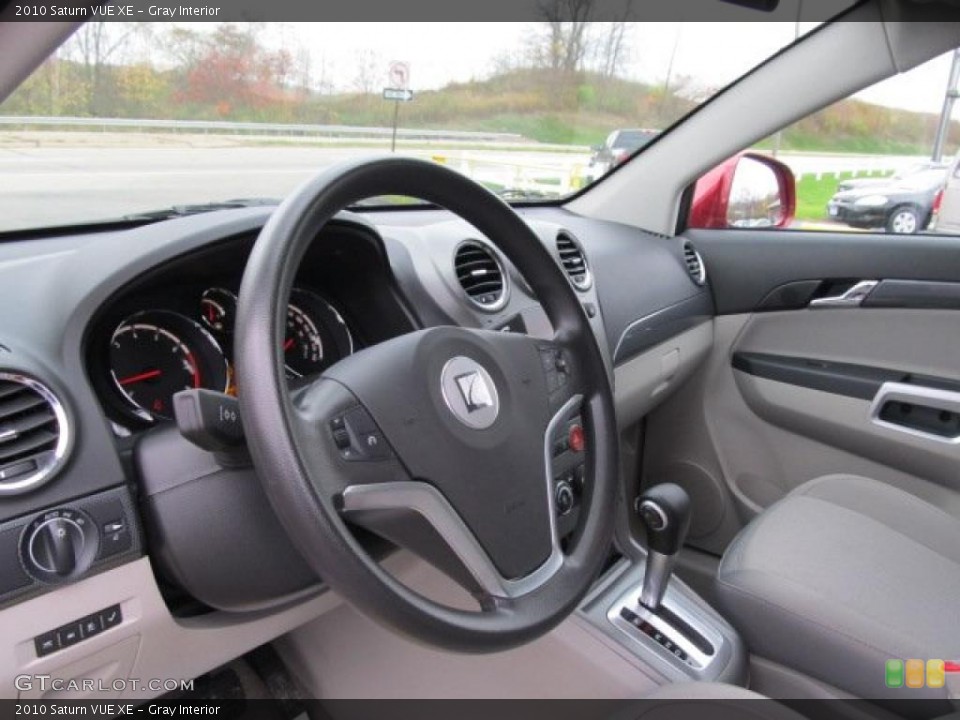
[836, 161, 947, 192]
[587, 128, 660, 179]
[827, 165, 947, 233]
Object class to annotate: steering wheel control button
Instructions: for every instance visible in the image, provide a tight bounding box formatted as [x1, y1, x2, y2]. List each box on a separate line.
[330, 407, 394, 462]
[540, 346, 572, 395]
[33, 605, 122, 659]
[440, 356, 500, 430]
[568, 424, 585, 453]
[555, 481, 575, 516]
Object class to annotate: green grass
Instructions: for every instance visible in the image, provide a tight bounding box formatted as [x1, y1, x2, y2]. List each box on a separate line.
[793, 170, 894, 221]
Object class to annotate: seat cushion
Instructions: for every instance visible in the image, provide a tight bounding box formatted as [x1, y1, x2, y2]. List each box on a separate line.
[716, 474, 960, 700]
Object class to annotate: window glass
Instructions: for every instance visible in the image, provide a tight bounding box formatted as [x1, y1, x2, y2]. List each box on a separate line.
[714, 49, 960, 236]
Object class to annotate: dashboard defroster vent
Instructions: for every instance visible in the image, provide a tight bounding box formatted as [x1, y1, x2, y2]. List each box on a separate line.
[556, 231, 592, 291]
[454, 241, 508, 312]
[0, 373, 69, 495]
[683, 242, 706, 286]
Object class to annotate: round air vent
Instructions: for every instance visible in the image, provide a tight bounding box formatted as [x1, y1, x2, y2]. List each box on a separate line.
[453, 241, 508, 312]
[683, 241, 706, 286]
[0, 373, 69, 495]
[556, 231, 592, 291]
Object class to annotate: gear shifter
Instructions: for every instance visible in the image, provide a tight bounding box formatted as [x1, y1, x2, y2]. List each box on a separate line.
[635, 483, 691, 610]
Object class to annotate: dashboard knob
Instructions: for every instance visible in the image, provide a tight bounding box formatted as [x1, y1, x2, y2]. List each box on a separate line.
[28, 517, 83, 576]
[21, 509, 98, 582]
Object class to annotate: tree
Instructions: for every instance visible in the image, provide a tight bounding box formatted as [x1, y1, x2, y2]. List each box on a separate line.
[173, 24, 296, 118]
[351, 49, 382, 95]
[535, 0, 596, 74]
[64, 22, 143, 115]
[596, 9, 634, 80]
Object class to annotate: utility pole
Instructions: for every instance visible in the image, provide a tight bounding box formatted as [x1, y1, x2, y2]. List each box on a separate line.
[932, 48, 960, 163]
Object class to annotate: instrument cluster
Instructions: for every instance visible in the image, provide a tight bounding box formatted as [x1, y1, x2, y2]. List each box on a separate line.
[104, 286, 354, 424]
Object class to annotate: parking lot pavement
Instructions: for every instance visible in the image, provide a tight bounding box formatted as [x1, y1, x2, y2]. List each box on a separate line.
[0, 137, 588, 231]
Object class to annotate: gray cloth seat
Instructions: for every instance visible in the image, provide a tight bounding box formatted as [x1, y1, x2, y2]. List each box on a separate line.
[716, 474, 960, 701]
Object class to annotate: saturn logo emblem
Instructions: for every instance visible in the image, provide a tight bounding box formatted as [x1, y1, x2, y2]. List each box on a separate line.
[441, 356, 500, 429]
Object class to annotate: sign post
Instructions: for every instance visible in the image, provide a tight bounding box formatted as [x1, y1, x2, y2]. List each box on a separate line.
[383, 62, 413, 153]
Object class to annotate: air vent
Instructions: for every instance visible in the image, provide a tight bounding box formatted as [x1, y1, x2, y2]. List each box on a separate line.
[683, 242, 706, 286]
[454, 241, 508, 311]
[556, 232, 592, 291]
[0, 373, 69, 495]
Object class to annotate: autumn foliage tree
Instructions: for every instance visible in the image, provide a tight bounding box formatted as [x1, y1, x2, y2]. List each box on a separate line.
[173, 25, 295, 118]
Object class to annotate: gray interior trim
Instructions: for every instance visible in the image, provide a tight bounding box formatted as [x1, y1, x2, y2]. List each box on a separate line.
[341, 393, 581, 598]
[870, 381, 960, 443]
[863, 279, 960, 310]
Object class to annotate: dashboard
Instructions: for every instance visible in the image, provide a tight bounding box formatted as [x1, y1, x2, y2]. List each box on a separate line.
[0, 201, 713, 699]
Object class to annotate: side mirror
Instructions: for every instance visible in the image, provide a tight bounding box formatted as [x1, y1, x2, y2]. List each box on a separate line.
[688, 152, 796, 230]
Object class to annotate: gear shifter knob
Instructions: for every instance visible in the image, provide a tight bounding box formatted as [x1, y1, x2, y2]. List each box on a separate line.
[636, 483, 691, 556]
[635, 483, 691, 610]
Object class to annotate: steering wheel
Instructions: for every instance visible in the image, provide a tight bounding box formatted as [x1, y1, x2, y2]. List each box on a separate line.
[235, 157, 618, 652]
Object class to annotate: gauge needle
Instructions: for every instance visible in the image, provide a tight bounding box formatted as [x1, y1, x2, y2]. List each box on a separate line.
[283, 338, 295, 352]
[118, 369, 162, 386]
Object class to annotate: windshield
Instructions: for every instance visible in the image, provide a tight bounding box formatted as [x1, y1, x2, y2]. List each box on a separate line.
[0, 21, 817, 232]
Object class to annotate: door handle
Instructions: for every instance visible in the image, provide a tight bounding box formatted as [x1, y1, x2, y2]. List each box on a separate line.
[809, 280, 878, 309]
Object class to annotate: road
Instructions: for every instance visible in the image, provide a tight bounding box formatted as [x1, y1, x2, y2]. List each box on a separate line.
[0, 133, 931, 232]
[0, 141, 591, 230]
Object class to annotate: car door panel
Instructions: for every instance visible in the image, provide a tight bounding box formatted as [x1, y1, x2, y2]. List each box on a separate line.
[684, 229, 960, 315]
[642, 230, 960, 555]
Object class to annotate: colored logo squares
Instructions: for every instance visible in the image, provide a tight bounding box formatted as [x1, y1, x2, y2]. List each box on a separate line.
[886, 659, 959, 688]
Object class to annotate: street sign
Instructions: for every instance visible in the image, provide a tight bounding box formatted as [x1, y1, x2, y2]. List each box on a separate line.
[383, 88, 414, 102]
[389, 61, 410, 90]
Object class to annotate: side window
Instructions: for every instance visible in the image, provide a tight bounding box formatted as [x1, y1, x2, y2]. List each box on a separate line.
[690, 49, 960, 236]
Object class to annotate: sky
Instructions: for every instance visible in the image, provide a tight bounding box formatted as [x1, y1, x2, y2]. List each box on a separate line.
[145, 22, 960, 119]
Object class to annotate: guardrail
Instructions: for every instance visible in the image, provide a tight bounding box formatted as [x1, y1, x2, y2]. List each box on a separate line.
[0, 116, 526, 144]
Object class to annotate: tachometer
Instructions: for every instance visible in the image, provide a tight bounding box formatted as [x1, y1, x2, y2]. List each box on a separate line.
[109, 310, 228, 421]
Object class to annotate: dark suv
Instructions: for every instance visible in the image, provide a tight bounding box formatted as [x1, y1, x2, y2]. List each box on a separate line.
[588, 128, 660, 178]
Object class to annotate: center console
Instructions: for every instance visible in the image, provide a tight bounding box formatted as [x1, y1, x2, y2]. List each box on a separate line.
[577, 484, 747, 686]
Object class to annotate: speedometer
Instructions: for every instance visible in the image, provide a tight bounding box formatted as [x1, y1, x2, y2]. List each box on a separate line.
[109, 310, 228, 421]
[283, 290, 355, 378]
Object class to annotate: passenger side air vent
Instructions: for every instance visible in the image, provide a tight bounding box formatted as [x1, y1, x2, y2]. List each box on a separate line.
[556, 231, 592, 291]
[0, 373, 69, 495]
[454, 241, 508, 312]
[683, 242, 706, 286]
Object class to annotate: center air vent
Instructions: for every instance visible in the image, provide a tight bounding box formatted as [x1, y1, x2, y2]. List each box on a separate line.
[556, 232, 592, 291]
[0, 373, 69, 495]
[454, 241, 508, 312]
[683, 242, 706, 286]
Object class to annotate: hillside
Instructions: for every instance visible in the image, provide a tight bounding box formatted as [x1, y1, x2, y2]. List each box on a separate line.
[3, 58, 958, 155]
